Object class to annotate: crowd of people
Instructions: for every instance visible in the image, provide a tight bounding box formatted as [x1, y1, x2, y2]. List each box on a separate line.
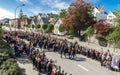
[3, 30, 120, 75]
[3, 31, 73, 75]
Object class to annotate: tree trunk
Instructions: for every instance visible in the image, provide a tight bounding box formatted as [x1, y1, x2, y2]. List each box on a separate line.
[78, 30, 81, 36]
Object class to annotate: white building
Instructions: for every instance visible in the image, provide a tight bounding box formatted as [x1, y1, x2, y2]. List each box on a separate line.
[106, 11, 116, 25]
[93, 6, 116, 25]
[54, 19, 66, 35]
[31, 14, 49, 25]
[93, 6, 107, 21]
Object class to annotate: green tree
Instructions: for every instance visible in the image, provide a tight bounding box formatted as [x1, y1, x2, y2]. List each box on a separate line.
[42, 24, 48, 30]
[58, 24, 64, 32]
[54, 14, 59, 18]
[25, 24, 30, 28]
[32, 24, 34, 28]
[35, 24, 41, 29]
[2, 58, 20, 75]
[107, 29, 120, 51]
[59, 9, 67, 18]
[85, 26, 94, 43]
[113, 5, 120, 26]
[21, 15, 28, 21]
[0, 25, 19, 75]
[69, 28, 75, 35]
[11, 25, 14, 27]
[47, 24, 54, 32]
[5, 24, 9, 26]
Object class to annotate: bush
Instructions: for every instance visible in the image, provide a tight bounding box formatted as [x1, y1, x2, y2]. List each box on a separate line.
[85, 26, 94, 36]
[47, 24, 54, 32]
[58, 24, 64, 32]
[95, 35, 108, 47]
[32, 24, 34, 28]
[69, 28, 75, 35]
[0, 28, 19, 75]
[42, 24, 48, 30]
[95, 35, 107, 41]
[35, 24, 41, 29]
[1, 58, 20, 75]
[25, 24, 30, 28]
[4, 24, 10, 26]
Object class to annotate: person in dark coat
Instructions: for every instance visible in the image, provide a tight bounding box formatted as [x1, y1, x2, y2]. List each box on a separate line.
[60, 44, 64, 58]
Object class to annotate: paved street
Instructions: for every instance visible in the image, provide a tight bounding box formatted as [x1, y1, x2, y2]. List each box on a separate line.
[16, 51, 119, 75]
[46, 52, 118, 75]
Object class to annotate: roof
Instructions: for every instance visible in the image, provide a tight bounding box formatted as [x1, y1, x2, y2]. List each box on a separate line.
[41, 17, 49, 24]
[33, 18, 38, 24]
[49, 18, 58, 25]
[54, 18, 59, 24]
[104, 12, 108, 14]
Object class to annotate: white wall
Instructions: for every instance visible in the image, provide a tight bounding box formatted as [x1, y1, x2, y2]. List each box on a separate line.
[93, 7, 107, 21]
[106, 12, 116, 25]
[54, 19, 65, 35]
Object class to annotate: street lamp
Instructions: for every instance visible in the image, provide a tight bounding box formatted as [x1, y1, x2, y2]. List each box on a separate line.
[14, 4, 25, 30]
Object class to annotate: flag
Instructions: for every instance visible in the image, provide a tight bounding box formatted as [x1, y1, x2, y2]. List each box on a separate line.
[111, 55, 119, 69]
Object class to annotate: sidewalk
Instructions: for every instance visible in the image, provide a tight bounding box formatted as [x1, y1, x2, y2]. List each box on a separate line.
[16, 55, 39, 75]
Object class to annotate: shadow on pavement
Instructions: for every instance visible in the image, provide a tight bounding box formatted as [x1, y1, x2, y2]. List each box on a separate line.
[74, 57, 86, 61]
[20, 68, 27, 75]
[16, 54, 32, 64]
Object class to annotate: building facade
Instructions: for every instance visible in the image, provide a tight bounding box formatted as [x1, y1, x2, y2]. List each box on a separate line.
[54, 19, 66, 35]
[93, 6, 116, 25]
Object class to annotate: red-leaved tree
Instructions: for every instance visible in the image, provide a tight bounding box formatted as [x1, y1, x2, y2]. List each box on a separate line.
[62, 0, 96, 35]
[94, 20, 110, 35]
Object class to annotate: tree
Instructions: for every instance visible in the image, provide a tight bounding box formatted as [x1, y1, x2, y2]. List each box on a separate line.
[32, 24, 34, 28]
[42, 24, 48, 30]
[35, 24, 41, 29]
[107, 29, 120, 51]
[94, 20, 110, 36]
[4, 24, 10, 26]
[21, 15, 28, 21]
[113, 5, 120, 26]
[25, 24, 30, 28]
[62, 0, 95, 35]
[11, 24, 14, 27]
[2, 58, 20, 75]
[59, 9, 67, 18]
[0, 29, 19, 75]
[47, 24, 54, 32]
[58, 24, 64, 32]
[54, 14, 59, 18]
[69, 28, 75, 35]
[85, 26, 94, 43]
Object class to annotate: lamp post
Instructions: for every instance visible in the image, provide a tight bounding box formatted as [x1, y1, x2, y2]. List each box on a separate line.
[14, 4, 25, 31]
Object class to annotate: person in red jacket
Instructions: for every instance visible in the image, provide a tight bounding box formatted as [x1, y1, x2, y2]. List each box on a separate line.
[51, 69, 57, 75]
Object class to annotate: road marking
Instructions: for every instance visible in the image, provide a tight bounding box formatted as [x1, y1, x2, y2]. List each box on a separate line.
[78, 64, 89, 71]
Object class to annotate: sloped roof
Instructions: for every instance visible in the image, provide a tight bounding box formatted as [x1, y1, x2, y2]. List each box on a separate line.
[41, 17, 49, 24]
[49, 18, 58, 25]
[54, 18, 59, 24]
